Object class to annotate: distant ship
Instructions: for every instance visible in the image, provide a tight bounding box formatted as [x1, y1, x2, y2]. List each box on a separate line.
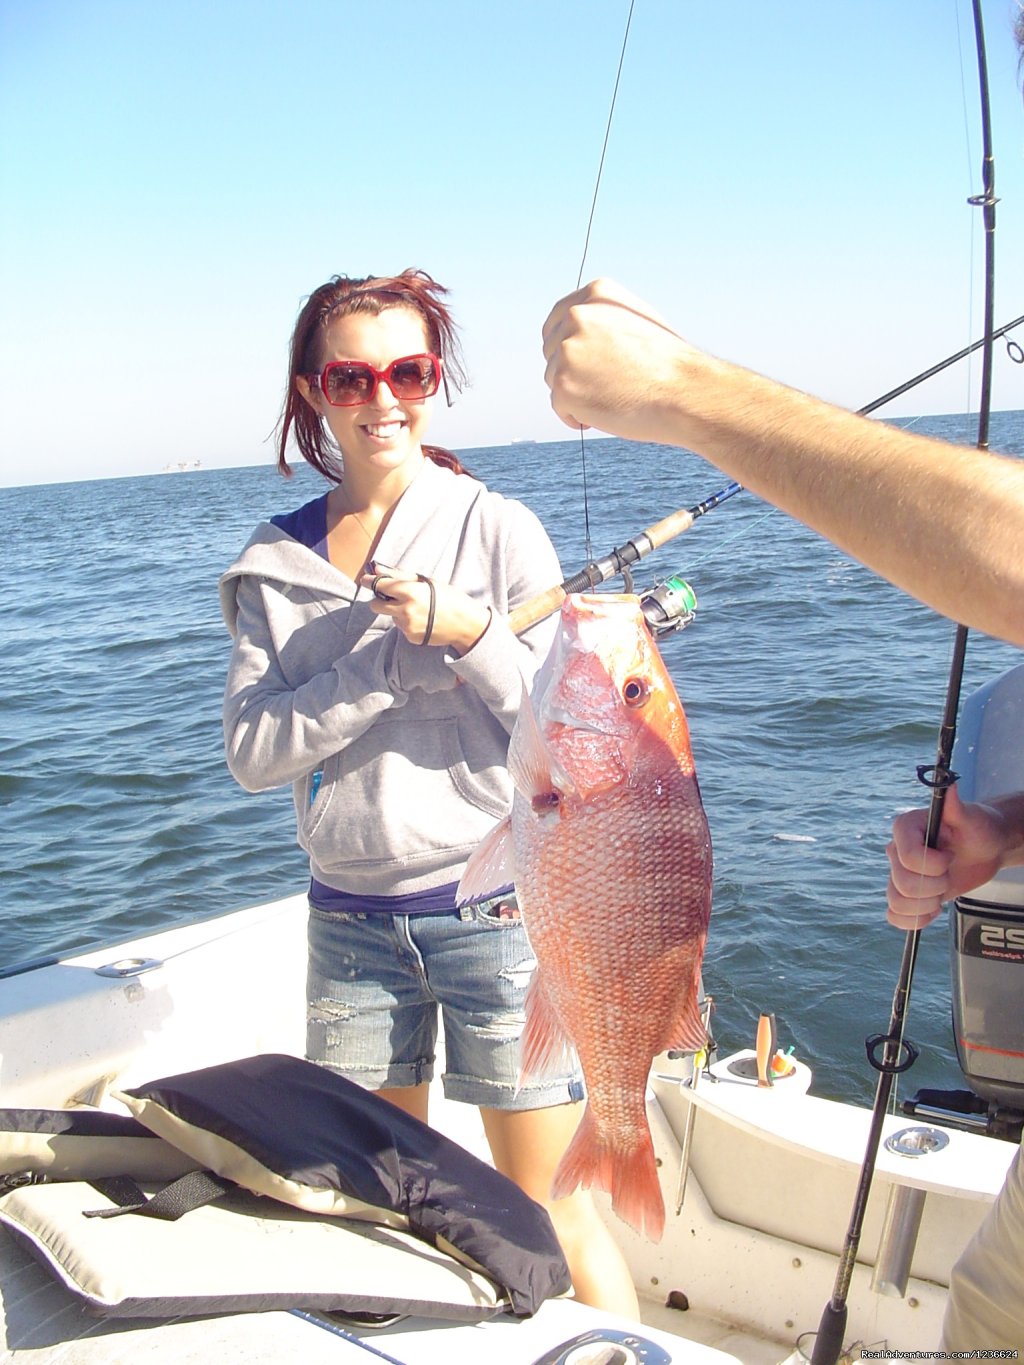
[162, 459, 202, 473]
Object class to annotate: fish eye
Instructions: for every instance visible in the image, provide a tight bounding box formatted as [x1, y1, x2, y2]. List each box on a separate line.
[622, 677, 650, 708]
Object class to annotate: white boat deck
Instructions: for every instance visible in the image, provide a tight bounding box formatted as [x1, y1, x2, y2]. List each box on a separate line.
[1, 1185, 785, 1364]
[1, 893, 1013, 1363]
[0, 1220, 780, 1365]
[679, 1054, 1014, 1201]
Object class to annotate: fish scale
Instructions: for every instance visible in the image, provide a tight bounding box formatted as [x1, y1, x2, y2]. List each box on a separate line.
[459, 592, 713, 1241]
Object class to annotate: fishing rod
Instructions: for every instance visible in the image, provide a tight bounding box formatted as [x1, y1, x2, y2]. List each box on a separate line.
[506, 482, 742, 638]
[810, 3, 999, 1360]
[858, 311, 1022, 417]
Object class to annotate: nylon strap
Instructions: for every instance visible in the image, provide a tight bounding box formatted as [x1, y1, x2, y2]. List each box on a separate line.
[84, 1169, 233, 1221]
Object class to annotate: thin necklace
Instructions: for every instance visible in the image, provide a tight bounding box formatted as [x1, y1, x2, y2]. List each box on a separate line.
[346, 507, 375, 540]
[336, 489, 377, 541]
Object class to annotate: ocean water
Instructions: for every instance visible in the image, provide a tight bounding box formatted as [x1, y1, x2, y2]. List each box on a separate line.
[2, 410, 1022, 1107]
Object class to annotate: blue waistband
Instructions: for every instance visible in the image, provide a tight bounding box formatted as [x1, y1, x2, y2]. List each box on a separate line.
[308, 878, 461, 916]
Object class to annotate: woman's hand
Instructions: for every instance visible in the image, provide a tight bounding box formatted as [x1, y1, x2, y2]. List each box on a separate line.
[360, 563, 491, 656]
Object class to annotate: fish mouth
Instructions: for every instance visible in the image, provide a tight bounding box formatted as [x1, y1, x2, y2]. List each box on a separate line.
[531, 608, 632, 720]
[556, 593, 651, 664]
[561, 593, 645, 643]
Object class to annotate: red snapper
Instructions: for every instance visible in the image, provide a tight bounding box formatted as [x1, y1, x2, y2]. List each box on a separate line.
[459, 592, 713, 1240]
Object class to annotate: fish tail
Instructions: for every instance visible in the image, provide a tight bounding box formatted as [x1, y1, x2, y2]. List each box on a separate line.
[551, 1107, 665, 1242]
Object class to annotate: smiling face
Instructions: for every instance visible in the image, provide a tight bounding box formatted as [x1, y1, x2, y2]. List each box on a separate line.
[298, 305, 435, 488]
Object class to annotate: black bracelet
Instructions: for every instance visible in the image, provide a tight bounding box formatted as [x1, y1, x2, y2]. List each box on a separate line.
[418, 574, 436, 647]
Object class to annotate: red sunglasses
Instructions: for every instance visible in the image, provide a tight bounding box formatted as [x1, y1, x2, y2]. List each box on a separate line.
[308, 353, 442, 407]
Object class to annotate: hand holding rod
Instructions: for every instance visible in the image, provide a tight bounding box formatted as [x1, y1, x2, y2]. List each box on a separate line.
[507, 296, 1021, 644]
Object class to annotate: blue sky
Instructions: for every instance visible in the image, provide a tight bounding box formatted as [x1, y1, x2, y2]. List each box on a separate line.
[2, 0, 1022, 486]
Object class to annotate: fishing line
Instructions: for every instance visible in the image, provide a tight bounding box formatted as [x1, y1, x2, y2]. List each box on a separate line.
[573, 0, 636, 561]
[576, 0, 636, 291]
[668, 506, 776, 573]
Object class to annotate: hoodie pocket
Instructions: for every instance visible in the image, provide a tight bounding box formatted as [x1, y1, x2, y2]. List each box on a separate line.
[299, 716, 511, 871]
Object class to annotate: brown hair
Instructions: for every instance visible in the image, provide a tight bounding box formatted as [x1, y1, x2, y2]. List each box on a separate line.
[276, 269, 470, 482]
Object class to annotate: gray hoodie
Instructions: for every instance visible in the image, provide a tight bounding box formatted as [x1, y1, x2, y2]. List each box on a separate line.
[219, 459, 560, 897]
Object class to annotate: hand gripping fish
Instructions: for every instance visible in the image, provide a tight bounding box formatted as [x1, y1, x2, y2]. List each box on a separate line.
[459, 592, 713, 1240]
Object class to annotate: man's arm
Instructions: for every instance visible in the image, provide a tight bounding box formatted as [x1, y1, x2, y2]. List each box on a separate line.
[543, 279, 1024, 647]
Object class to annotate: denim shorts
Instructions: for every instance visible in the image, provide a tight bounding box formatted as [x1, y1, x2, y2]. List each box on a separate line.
[306, 897, 585, 1110]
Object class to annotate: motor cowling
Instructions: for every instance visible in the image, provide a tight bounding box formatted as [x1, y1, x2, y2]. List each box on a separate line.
[950, 662, 1024, 1114]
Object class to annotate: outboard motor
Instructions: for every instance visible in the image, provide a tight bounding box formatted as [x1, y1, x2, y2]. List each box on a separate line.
[950, 663, 1024, 1121]
[903, 663, 1024, 1140]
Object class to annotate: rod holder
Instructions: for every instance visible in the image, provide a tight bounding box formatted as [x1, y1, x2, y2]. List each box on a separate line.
[871, 1183, 926, 1298]
[870, 1126, 947, 1298]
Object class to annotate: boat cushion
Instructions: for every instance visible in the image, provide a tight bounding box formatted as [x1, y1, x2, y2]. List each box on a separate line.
[0, 1107, 196, 1183]
[0, 1177, 507, 1320]
[114, 1052, 571, 1318]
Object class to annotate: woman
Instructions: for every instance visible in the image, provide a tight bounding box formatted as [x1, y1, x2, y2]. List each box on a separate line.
[219, 269, 637, 1315]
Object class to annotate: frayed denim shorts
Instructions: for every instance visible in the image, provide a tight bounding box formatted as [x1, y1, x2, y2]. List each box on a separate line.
[306, 896, 585, 1111]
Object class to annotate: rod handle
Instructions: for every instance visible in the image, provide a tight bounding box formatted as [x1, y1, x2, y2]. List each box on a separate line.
[642, 507, 695, 550]
[507, 584, 568, 637]
[809, 1302, 847, 1365]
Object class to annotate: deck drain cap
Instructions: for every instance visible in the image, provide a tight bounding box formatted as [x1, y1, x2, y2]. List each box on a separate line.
[884, 1125, 950, 1157]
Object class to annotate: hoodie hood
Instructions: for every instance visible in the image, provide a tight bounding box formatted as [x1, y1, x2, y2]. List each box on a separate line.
[219, 524, 351, 636]
[219, 460, 485, 636]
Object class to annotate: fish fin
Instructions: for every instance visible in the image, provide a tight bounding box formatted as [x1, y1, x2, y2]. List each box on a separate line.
[509, 681, 575, 803]
[518, 971, 576, 1084]
[663, 987, 710, 1055]
[551, 1106, 665, 1242]
[456, 817, 515, 906]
